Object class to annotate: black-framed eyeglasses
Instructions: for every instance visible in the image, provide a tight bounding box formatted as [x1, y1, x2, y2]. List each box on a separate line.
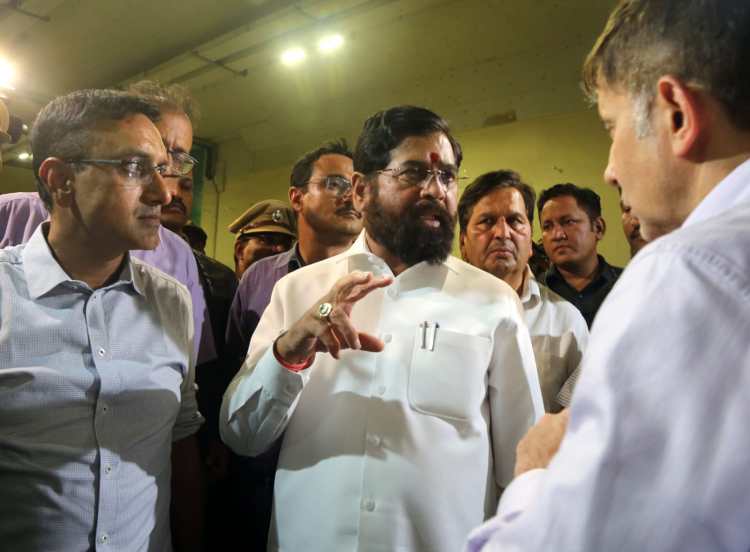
[167, 149, 198, 176]
[376, 163, 466, 191]
[67, 158, 170, 184]
[308, 175, 352, 197]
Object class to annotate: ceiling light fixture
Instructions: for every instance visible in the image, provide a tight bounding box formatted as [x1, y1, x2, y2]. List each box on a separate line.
[0, 58, 15, 90]
[281, 47, 306, 66]
[318, 34, 344, 53]
[17, 151, 31, 161]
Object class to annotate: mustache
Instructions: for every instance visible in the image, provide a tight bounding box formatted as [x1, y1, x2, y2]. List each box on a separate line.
[164, 197, 186, 213]
[336, 204, 362, 218]
[411, 199, 454, 223]
[487, 239, 516, 254]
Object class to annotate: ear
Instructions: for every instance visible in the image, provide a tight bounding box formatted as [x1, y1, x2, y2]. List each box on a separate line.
[233, 239, 245, 262]
[593, 216, 606, 240]
[654, 76, 705, 158]
[459, 231, 468, 260]
[39, 157, 76, 208]
[289, 186, 304, 215]
[351, 171, 370, 213]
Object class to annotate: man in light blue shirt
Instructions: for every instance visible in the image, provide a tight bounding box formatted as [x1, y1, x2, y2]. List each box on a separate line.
[0, 89, 203, 551]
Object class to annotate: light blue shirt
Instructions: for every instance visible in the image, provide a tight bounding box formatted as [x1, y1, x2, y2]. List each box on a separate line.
[0, 225, 203, 552]
[466, 159, 750, 551]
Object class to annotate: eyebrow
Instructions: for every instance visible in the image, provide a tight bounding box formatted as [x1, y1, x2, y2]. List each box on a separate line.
[401, 159, 458, 171]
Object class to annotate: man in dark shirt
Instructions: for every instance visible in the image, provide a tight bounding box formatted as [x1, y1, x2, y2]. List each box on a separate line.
[538, 183, 622, 327]
[223, 138, 361, 551]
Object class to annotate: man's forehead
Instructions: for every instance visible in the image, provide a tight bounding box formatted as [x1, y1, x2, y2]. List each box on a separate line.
[476, 187, 527, 215]
[92, 113, 166, 158]
[313, 153, 353, 174]
[390, 132, 455, 164]
[541, 195, 584, 218]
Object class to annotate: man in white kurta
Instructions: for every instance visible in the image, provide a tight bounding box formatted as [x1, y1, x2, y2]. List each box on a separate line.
[458, 172, 588, 412]
[221, 106, 543, 552]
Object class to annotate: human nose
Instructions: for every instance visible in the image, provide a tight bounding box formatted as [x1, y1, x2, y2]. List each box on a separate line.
[551, 223, 566, 240]
[604, 145, 618, 188]
[144, 171, 172, 206]
[420, 171, 447, 200]
[492, 218, 512, 239]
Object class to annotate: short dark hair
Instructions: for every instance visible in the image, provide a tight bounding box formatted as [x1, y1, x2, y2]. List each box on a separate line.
[582, 0, 750, 130]
[290, 138, 352, 188]
[30, 89, 161, 209]
[353, 105, 462, 175]
[126, 80, 200, 127]
[537, 183, 602, 223]
[458, 170, 536, 233]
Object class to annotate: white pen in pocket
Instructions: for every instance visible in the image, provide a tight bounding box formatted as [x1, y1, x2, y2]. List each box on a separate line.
[419, 321, 439, 351]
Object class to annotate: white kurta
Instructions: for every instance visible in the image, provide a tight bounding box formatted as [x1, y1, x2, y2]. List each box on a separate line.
[466, 160, 750, 551]
[221, 232, 544, 552]
[520, 268, 589, 412]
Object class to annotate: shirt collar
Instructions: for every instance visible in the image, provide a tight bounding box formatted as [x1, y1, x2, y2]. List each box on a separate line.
[519, 265, 541, 307]
[269, 244, 302, 272]
[22, 223, 142, 299]
[683, 157, 750, 227]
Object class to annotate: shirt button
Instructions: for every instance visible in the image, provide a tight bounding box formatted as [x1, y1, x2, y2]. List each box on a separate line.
[97, 347, 106, 357]
[363, 499, 375, 512]
[367, 434, 381, 448]
[98, 533, 109, 544]
[387, 288, 397, 298]
[376, 385, 386, 396]
[383, 334, 392, 343]
[104, 464, 113, 475]
[101, 403, 109, 414]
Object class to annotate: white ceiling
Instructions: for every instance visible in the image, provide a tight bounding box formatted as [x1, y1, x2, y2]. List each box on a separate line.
[0, 0, 614, 168]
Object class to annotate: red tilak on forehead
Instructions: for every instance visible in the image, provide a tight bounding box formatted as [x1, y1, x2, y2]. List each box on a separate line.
[429, 152, 441, 164]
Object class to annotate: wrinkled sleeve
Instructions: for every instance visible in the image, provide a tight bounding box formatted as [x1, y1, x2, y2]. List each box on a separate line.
[173, 284, 205, 442]
[220, 279, 309, 457]
[467, 247, 750, 551]
[488, 296, 545, 489]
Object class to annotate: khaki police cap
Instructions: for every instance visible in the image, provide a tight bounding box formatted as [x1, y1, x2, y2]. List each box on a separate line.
[228, 199, 296, 239]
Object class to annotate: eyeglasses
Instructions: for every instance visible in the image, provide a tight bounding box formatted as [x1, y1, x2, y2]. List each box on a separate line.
[308, 175, 352, 197]
[167, 149, 198, 176]
[68, 157, 170, 185]
[377, 164, 465, 191]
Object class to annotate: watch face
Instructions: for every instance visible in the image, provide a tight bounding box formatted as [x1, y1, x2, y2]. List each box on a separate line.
[317, 302, 333, 319]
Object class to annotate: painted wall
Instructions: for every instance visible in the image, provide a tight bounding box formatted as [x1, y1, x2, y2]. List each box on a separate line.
[202, 107, 630, 269]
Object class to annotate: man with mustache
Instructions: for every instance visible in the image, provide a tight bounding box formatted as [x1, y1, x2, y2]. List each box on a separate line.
[459, 170, 588, 412]
[223, 138, 359, 551]
[220, 106, 543, 552]
[538, 183, 622, 327]
[0, 89, 203, 552]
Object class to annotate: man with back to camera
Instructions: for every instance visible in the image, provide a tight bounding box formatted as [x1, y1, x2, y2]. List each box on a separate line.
[228, 199, 296, 279]
[467, 1, 750, 549]
[223, 139, 360, 551]
[0, 89, 203, 552]
[538, 182, 622, 327]
[220, 106, 543, 552]
[458, 170, 588, 412]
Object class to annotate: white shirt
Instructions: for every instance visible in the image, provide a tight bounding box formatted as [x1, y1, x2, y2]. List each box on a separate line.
[519, 267, 589, 412]
[221, 232, 544, 552]
[466, 159, 750, 551]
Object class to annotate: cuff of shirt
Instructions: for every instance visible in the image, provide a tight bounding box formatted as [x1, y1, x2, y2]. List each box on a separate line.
[252, 345, 308, 406]
[496, 468, 547, 521]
